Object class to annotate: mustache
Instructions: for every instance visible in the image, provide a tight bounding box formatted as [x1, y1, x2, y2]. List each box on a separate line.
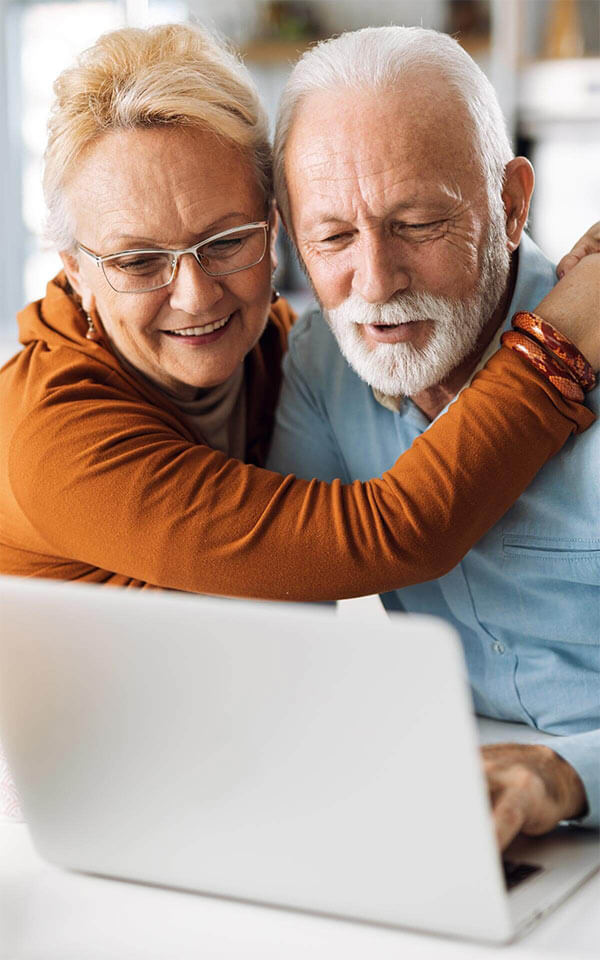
[326, 291, 458, 327]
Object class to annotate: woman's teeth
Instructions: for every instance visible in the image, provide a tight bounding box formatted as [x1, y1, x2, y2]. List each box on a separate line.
[170, 315, 231, 336]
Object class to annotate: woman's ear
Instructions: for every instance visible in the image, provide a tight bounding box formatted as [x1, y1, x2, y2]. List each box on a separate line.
[502, 157, 535, 252]
[59, 249, 95, 313]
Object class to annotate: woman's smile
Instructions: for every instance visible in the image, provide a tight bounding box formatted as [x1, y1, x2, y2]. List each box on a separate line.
[161, 311, 237, 345]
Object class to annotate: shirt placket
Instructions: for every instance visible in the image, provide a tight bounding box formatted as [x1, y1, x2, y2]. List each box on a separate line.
[438, 562, 537, 725]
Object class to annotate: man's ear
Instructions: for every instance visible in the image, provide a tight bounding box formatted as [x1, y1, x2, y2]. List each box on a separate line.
[502, 157, 535, 252]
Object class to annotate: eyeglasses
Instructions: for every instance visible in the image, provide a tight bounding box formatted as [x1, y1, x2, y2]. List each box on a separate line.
[77, 221, 269, 294]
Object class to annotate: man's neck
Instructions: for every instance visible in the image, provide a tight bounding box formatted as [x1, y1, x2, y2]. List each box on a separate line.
[410, 256, 518, 422]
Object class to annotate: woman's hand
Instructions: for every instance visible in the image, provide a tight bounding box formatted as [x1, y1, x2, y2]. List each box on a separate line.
[557, 222, 600, 279]
[533, 254, 600, 370]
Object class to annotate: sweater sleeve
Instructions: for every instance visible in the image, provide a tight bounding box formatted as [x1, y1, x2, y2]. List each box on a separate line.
[8, 347, 594, 600]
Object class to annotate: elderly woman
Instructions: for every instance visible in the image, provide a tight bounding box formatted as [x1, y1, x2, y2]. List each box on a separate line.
[0, 24, 596, 600]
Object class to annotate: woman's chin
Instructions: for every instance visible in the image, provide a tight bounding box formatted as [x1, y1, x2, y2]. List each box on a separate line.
[165, 355, 244, 398]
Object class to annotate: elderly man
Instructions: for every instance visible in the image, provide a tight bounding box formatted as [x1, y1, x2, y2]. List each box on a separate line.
[267, 26, 599, 851]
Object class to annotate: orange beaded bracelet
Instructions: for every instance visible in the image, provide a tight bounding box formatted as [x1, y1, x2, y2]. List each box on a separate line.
[512, 311, 596, 392]
[501, 330, 585, 402]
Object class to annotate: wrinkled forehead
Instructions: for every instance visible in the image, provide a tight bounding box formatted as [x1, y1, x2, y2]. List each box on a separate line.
[68, 125, 259, 201]
[285, 82, 487, 215]
[63, 126, 265, 248]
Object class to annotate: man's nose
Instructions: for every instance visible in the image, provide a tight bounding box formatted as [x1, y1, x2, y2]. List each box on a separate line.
[168, 253, 224, 314]
[352, 234, 410, 304]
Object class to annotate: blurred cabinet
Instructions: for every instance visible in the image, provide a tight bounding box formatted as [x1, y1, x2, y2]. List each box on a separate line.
[520, 56, 600, 261]
[493, 1, 599, 256]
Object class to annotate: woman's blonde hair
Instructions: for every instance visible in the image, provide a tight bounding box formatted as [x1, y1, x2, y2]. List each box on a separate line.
[43, 22, 272, 250]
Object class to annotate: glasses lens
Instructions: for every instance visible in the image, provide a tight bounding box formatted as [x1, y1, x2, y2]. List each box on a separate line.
[102, 252, 174, 293]
[200, 227, 267, 276]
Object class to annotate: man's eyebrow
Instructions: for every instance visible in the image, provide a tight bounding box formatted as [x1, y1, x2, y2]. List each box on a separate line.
[390, 199, 450, 212]
[304, 199, 450, 230]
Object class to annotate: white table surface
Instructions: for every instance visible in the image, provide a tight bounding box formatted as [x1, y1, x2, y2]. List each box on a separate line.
[1, 820, 598, 960]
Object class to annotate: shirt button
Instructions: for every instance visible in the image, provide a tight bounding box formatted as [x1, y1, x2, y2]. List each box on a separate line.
[492, 642, 505, 655]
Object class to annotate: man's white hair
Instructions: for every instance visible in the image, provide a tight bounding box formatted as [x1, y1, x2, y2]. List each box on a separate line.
[274, 25, 514, 228]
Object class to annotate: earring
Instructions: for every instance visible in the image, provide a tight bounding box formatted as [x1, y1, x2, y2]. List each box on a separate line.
[271, 288, 281, 304]
[85, 313, 102, 342]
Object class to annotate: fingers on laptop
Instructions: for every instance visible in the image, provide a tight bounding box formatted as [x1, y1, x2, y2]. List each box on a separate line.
[484, 750, 550, 851]
[481, 743, 587, 851]
[556, 221, 600, 279]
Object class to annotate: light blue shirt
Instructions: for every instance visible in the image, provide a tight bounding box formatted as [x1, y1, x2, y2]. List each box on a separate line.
[267, 235, 600, 826]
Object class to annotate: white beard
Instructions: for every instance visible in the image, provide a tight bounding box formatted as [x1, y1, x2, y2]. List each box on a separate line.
[324, 222, 510, 398]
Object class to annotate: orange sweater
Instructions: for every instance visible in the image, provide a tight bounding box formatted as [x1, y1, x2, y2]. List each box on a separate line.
[0, 275, 594, 599]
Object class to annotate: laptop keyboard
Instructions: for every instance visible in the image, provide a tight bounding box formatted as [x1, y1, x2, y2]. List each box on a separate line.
[503, 860, 543, 890]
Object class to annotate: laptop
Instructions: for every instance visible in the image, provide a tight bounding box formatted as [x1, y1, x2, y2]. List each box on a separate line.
[0, 576, 597, 944]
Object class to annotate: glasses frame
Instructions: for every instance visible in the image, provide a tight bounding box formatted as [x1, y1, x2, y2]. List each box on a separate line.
[76, 221, 270, 294]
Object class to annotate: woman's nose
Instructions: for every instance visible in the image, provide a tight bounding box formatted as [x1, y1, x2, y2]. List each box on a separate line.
[168, 253, 225, 314]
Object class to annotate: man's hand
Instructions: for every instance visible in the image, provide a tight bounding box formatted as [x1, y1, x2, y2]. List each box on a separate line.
[557, 222, 600, 278]
[482, 743, 588, 851]
[533, 254, 600, 370]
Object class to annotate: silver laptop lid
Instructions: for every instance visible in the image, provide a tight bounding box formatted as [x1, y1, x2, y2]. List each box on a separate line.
[0, 577, 511, 941]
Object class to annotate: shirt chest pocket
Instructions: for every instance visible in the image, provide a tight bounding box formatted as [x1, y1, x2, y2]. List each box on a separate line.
[500, 535, 600, 646]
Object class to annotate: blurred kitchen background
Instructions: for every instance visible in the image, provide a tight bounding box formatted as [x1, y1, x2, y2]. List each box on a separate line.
[0, 0, 598, 342]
